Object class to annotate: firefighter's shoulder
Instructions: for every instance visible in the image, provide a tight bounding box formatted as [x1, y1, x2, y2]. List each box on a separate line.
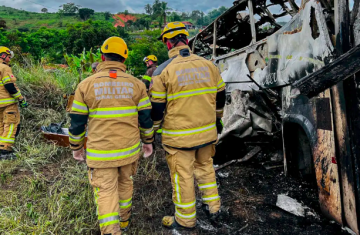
[153, 57, 177, 77]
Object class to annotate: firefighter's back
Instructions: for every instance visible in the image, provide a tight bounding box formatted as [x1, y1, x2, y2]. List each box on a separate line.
[74, 62, 147, 168]
[152, 47, 223, 148]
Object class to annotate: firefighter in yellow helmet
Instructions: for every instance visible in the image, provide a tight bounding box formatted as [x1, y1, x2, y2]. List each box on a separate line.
[141, 55, 158, 93]
[150, 22, 226, 229]
[69, 37, 154, 235]
[0, 46, 28, 161]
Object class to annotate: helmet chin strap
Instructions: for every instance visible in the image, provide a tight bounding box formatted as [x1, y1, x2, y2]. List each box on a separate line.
[166, 41, 173, 50]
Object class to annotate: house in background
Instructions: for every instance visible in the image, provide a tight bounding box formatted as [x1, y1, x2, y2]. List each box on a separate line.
[182, 21, 195, 30]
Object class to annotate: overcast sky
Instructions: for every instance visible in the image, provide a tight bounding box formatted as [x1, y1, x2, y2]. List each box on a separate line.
[0, 0, 236, 13]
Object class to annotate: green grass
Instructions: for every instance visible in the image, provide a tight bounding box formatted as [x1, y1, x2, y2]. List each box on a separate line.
[0, 62, 171, 234]
[0, 6, 113, 30]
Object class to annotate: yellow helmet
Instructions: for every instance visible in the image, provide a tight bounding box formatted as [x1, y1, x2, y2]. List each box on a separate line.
[143, 55, 158, 63]
[158, 22, 189, 42]
[101, 37, 128, 59]
[0, 46, 14, 59]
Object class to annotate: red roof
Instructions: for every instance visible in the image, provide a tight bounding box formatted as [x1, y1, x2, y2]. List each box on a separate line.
[113, 14, 137, 27]
[182, 21, 193, 26]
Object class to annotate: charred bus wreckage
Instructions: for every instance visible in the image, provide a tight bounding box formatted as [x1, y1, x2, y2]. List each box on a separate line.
[190, 0, 360, 234]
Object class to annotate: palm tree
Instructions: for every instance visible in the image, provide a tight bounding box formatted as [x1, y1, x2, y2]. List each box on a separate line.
[145, 4, 153, 15]
[159, 2, 171, 26]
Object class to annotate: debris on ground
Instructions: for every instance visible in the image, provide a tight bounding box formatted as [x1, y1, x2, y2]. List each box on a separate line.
[276, 194, 306, 217]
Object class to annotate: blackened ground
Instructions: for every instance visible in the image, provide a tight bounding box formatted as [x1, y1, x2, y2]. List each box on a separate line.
[130, 147, 350, 235]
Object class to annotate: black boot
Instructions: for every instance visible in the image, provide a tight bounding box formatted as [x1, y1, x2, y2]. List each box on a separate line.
[202, 204, 221, 225]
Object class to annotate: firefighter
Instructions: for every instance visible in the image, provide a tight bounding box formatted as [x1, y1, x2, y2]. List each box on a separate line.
[0, 46, 28, 161]
[141, 55, 158, 93]
[150, 22, 226, 229]
[69, 37, 154, 235]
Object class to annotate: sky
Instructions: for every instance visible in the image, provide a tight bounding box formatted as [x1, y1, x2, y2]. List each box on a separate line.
[0, 0, 236, 13]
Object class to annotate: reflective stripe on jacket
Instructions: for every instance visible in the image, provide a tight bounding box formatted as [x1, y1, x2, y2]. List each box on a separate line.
[150, 46, 225, 149]
[69, 61, 154, 168]
[0, 63, 23, 108]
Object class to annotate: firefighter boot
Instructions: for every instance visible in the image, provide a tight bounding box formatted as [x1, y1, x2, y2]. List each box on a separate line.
[202, 203, 221, 225]
[162, 216, 196, 230]
[120, 219, 130, 232]
[0, 150, 16, 161]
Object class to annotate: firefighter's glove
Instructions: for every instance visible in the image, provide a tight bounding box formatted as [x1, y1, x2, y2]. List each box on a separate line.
[19, 99, 29, 108]
[216, 118, 224, 134]
[142, 143, 154, 158]
[73, 148, 85, 162]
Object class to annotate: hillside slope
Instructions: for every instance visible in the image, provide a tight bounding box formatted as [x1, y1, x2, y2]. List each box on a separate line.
[0, 6, 114, 30]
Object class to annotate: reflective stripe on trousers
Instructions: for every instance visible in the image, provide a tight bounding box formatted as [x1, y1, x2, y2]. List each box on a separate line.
[202, 194, 220, 202]
[198, 182, 217, 190]
[98, 212, 120, 228]
[119, 197, 132, 209]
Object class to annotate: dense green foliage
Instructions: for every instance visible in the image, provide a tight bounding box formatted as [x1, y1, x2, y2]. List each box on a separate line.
[0, 2, 230, 77]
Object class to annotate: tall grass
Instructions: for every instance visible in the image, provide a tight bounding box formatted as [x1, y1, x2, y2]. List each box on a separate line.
[0, 63, 172, 235]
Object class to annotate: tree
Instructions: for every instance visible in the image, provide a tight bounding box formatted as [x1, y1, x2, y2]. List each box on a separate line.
[41, 8, 48, 13]
[79, 8, 95, 21]
[59, 3, 80, 14]
[145, 4, 153, 15]
[0, 19, 7, 30]
[124, 10, 129, 16]
[104, 11, 111, 20]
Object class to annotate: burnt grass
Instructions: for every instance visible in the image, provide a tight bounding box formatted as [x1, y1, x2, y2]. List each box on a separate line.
[130, 147, 350, 235]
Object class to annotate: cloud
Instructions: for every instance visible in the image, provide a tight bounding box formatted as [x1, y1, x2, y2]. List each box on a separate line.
[0, 0, 235, 13]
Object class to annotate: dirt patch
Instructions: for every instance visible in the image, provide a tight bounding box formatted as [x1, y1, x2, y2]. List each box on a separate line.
[130, 148, 350, 235]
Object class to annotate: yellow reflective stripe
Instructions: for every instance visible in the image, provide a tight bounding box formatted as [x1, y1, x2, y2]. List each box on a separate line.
[175, 208, 196, 219]
[202, 194, 220, 202]
[87, 142, 140, 161]
[198, 182, 217, 190]
[98, 212, 120, 228]
[0, 98, 16, 104]
[0, 81, 3, 86]
[0, 137, 15, 143]
[2, 76, 10, 83]
[143, 75, 152, 82]
[119, 198, 132, 209]
[72, 100, 88, 113]
[175, 173, 181, 203]
[7, 124, 14, 139]
[140, 127, 154, 136]
[69, 136, 85, 142]
[217, 79, 225, 89]
[162, 123, 216, 136]
[174, 200, 196, 209]
[94, 187, 100, 215]
[151, 91, 167, 99]
[89, 106, 137, 118]
[12, 91, 22, 99]
[138, 97, 151, 110]
[167, 87, 217, 101]
[156, 129, 163, 134]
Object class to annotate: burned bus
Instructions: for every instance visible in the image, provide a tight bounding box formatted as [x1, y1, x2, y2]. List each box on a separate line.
[189, 0, 360, 234]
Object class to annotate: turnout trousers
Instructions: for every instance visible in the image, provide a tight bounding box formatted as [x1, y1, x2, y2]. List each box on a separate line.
[88, 160, 139, 235]
[0, 104, 20, 151]
[164, 144, 221, 228]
